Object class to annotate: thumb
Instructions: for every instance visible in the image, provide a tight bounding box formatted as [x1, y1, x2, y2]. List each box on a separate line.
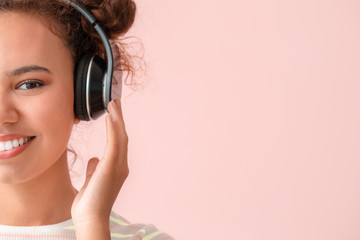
[82, 157, 100, 189]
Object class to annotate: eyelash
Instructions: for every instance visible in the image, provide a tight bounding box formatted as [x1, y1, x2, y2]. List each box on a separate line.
[16, 79, 44, 90]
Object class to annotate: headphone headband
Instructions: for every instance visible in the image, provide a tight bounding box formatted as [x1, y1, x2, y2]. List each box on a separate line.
[61, 0, 114, 111]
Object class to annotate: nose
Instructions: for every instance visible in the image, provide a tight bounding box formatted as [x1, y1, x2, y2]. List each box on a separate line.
[0, 94, 19, 126]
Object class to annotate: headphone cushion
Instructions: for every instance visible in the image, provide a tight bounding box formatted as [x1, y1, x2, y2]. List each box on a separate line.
[74, 53, 94, 121]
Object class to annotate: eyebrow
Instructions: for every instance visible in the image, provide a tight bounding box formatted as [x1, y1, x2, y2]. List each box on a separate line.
[5, 65, 52, 78]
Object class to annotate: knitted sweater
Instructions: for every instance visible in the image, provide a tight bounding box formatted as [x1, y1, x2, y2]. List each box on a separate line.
[0, 211, 175, 240]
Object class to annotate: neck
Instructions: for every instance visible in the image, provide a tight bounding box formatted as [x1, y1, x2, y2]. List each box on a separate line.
[0, 151, 78, 226]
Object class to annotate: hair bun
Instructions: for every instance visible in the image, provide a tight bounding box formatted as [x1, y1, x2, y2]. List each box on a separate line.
[80, 0, 136, 39]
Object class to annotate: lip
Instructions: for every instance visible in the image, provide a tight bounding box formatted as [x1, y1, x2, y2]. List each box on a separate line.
[0, 137, 35, 160]
[0, 134, 33, 141]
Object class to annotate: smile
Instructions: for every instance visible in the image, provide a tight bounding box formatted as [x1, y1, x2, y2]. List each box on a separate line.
[0, 137, 35, 160]
[0, 137, 35, 152]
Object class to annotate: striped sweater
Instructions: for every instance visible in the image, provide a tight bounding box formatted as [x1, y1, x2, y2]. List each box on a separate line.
[0, 211, 175, 240]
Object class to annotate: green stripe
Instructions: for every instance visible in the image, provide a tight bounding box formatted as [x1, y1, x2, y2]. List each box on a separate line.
[111, 233, 140, 238]
[110, 229, 146, 238]
[64, 225, 75, 230]
[110, 216, 129, 226]
[143, 231, 163, 240]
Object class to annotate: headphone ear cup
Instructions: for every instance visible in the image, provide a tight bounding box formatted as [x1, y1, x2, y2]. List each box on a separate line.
[74, 53, 94, 121]
[74, 53, 108, 121]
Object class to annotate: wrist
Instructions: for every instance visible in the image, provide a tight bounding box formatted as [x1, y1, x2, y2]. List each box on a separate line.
[72, 214, 110, 226]
[75, 221, 111, 240]
[73, 217, 110, 229]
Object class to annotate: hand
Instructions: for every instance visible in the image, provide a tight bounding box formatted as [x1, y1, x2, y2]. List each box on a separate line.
[71, 97, 129, 225]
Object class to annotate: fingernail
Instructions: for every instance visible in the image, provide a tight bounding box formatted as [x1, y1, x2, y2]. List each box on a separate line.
[108, 101, 115, 121]
[115, 97, 121, 106]
[108, 100, 115, 112]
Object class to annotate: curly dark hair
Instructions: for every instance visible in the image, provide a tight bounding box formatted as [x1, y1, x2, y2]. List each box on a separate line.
[0, 0, 140, 91]
[0, 0, 142, 174]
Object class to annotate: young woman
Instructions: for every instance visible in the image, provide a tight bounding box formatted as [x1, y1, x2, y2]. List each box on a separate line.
[0, 0, 174, 239]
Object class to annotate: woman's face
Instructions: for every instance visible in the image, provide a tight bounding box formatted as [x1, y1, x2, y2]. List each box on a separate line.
[0, 12, 79, 184]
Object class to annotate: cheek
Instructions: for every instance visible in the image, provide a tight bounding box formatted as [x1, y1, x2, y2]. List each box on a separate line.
[28, 88, 74, 121]
[42, 91, 74, 136]
[23, 83, 75, 148]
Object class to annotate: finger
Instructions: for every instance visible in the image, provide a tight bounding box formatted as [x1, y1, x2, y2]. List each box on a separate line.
[81, 157, 100, 190]
[110, 99, 128, 142]
[103, 110, 117, 161]
[113, 98, 124, 120]
[86, 157, 100, 176]
[111, 98, 128, 138]
[103, 102, 128, 163]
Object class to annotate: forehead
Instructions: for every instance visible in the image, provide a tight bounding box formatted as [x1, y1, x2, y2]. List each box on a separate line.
[0, 12, 70, 74]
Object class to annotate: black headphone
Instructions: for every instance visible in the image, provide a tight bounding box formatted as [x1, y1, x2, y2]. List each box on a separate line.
[61, 0, 119, 121]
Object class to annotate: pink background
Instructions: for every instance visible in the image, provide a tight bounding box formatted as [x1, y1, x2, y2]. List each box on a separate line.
[70, 0, 360, 239]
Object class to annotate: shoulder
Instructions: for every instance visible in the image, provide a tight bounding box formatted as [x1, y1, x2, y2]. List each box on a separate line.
[109, 210, 176, 240]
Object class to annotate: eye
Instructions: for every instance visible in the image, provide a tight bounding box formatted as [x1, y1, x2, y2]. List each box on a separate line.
[16, 79, 44, 90]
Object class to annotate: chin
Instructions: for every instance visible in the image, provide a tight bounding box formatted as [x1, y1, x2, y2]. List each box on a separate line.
[0, 165, 42, 185]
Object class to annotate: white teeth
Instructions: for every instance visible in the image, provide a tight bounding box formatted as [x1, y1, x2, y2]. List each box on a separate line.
[5, 141, 13, 151]
[12, 139, 19, 148]
[0, 137, 32, 152]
